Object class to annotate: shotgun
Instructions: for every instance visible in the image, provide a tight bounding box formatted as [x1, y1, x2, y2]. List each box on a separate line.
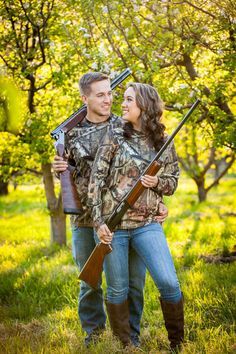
[51, 68, 132, 215]
[78, 99, 201, 288]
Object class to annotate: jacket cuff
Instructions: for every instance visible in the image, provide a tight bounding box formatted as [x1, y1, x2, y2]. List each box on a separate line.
[94, 217, 105, 231]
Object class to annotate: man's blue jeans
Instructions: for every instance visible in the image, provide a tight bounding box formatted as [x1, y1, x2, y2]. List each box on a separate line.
[72, 226, 106, 335]
[94, 222, 181, 307]
[72, 226, 146, 341]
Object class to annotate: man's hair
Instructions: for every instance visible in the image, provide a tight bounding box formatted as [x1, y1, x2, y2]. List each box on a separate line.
[79, 72, 110, 96]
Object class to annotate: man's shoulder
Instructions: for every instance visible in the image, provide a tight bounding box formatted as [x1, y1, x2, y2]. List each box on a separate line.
[66, 123, 85, 138]
[66, 118, 98, 139]
[66, 114, 122, 140]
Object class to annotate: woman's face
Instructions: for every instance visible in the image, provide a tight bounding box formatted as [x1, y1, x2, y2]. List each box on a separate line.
[122, 87, 141, 126]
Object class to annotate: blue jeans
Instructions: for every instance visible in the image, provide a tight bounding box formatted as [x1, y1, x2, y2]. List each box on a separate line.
[95, 222, 181, 306]
[72, 226, 146, 341]
[72, 226, 106, 335]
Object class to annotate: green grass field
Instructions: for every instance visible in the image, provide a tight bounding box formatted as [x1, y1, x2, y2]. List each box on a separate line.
[0, 178, 235, 354]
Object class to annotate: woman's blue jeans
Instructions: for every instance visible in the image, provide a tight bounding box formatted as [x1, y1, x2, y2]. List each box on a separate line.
[72, 226, 146, 341]
[94, 222, 181, 305]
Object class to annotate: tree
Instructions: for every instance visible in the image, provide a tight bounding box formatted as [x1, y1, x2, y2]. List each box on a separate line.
[0, 0, 68, 243]
[0, 0, 119, 242]
[176, 125, 235, 201]
[0, 76, 26, 194]
[74, 0, 235, 201]
[1, 0, 235, 215]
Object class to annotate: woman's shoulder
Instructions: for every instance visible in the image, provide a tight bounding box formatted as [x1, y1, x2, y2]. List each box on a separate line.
[106, 116, 124, 139]
[98, 123, 123, 149]
[110, 114, 123, 126]
[110, 125, 124, 146]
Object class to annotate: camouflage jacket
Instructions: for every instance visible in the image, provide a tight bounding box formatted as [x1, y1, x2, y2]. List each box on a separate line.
[88, 125, 180, 230]
[65, 114, 122, 227]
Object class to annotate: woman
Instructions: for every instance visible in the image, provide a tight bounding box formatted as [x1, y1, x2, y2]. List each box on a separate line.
[88, 83, 184, 351]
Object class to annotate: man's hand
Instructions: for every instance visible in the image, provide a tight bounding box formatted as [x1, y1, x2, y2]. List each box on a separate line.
[154, 202, 168, 223]
[97, 224, 113, 244]
[52, 155, 68, 173]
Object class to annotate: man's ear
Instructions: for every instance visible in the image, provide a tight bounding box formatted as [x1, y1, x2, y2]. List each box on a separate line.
[81, 95, 87, 104]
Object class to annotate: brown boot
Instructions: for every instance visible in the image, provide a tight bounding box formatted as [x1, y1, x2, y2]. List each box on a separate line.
[106, 299, 131, 347]
[160, 295, 184, 352]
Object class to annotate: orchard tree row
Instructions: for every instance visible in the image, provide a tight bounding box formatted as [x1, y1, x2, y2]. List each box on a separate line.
[0, 0, 235, 243]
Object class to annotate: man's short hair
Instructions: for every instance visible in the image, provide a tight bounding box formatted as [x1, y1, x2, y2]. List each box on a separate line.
[79, 72, 110, 96]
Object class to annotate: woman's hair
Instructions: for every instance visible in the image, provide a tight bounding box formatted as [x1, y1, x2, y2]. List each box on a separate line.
[123, 82, 165, 151]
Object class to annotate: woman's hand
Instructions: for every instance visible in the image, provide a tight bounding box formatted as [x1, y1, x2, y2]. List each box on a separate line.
[97, 224, 113, 244]
[141, 174, 158, 188]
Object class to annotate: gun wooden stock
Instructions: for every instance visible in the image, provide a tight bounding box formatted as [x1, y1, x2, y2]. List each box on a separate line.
[78, 243, 112, 288]
[60, 169, 83, 214]
[78, 99, 201, 288]
[56, 138, 84, 215]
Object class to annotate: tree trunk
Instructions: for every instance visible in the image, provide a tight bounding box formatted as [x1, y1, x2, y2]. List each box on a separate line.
[198, 185, 207, 202]
[41, 163, 66, 245]
[50, 204, 67, 246]
[0, 179, 9, 195]
[195, 177, 207, 202]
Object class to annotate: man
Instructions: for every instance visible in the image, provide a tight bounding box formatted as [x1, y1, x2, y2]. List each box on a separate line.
[53, 72, 168, 347]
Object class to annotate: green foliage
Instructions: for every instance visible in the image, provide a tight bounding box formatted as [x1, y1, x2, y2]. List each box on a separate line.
[0, 77, 25, 134]
[0, 0, 235, 193]
[73, 0, 236, 148]
[0, 132, 36, 183]
[0, 178, 235, 353]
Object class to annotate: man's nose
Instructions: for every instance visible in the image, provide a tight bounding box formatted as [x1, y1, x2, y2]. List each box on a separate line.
[103, 94, 111, 103]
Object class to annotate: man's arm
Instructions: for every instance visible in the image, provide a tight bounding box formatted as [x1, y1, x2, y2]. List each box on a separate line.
[155, 201, 168, 223]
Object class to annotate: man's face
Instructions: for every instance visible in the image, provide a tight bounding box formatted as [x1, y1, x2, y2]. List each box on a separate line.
[82, 79, 113, 117]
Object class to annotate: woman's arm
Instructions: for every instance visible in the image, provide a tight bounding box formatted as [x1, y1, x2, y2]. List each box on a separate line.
[140, 141, 179, 196]
[150, 141, 180, 196]
[87, 128, 118, 231]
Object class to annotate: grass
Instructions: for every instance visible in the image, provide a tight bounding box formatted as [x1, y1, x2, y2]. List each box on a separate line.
[0, 178, 235, 353]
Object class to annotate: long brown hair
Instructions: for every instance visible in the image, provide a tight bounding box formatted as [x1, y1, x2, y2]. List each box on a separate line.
[123, 83, 165, 151]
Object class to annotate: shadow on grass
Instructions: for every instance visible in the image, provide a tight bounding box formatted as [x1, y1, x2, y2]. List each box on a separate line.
[0, 242, 77, 322]
[184, 261, 236, 345]
[166, 201, 234, 268]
